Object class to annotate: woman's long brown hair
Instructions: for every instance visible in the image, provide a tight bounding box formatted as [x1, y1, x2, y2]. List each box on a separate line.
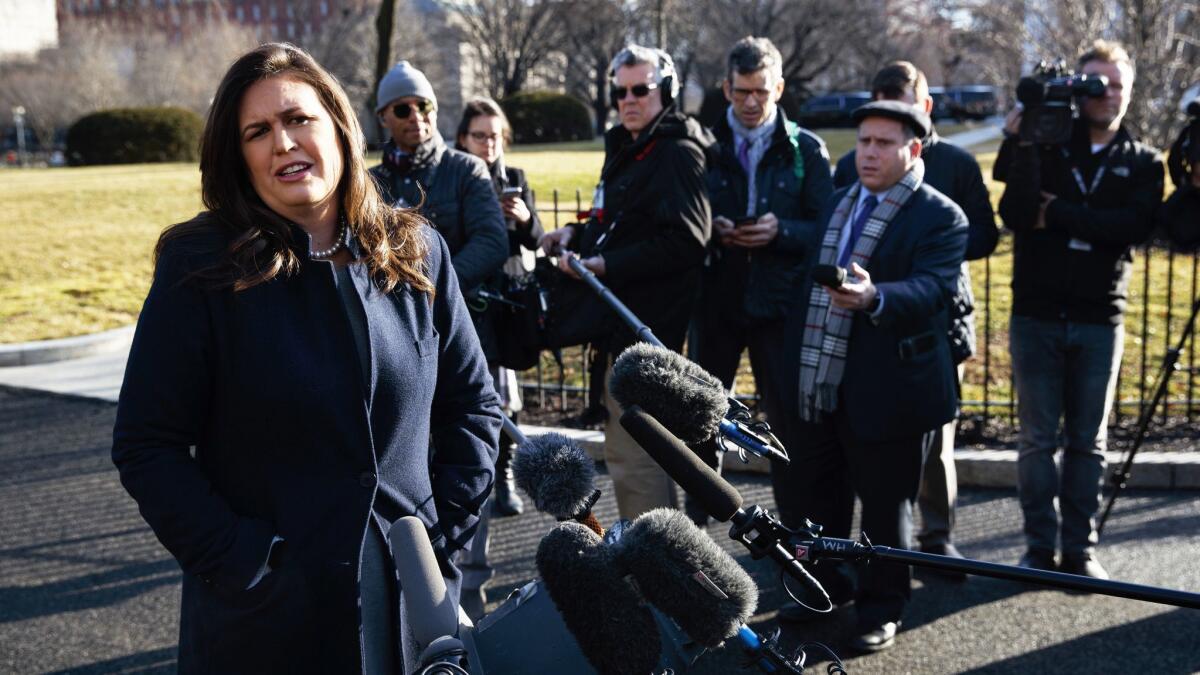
[156, 42, 433, 296]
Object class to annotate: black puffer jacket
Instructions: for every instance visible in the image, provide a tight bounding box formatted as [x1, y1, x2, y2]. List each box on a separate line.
[705, 110, 833, 322]
[370, 140, 507, 295]
[996, 121, 1163, 324]
[836, 131, 998, 363]
[570, 107, 714, 353]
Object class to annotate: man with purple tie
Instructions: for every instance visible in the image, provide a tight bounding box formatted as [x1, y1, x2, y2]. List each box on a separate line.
[690, 36, 831, 525]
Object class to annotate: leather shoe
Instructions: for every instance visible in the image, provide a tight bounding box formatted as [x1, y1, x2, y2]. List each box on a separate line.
[850, 621, 899, 653]
[918, 542, 967, 581]
[1018, 548, 1057, 571]
[1059, 552, 1109, 580]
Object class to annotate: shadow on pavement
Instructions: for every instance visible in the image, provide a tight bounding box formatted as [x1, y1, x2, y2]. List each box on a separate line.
[958, 608, 1200, 674]
[45, 646, 176, 674]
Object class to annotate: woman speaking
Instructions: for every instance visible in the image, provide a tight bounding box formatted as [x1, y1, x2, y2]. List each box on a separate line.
[111, 43, 500, 674]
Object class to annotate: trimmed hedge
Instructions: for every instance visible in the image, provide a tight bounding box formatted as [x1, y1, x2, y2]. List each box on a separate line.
[500, 91, 593, 144]
[67, 107, 203, 165]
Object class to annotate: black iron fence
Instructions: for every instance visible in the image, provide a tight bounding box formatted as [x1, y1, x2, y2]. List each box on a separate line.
[516, 190, 1200, 442]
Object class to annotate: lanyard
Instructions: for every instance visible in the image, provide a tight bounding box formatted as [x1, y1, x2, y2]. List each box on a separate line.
[1063, 144, 1119, 201]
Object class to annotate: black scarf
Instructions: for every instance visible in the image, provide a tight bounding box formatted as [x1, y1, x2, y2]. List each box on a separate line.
[382, 135, 441, 175]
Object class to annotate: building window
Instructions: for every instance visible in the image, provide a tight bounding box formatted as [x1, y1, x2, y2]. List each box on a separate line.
[269, 2, 276, 19]
[320, 1, 328, 16]
[252, 4, 260, 20]
[287, 22, 294, 38]
[286, 3, 293, 18]
[235, 5, 244, 21]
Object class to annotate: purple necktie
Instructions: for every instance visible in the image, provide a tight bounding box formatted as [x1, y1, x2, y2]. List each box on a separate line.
[839, 195, 878, 268]
[737, 139, 752, 176]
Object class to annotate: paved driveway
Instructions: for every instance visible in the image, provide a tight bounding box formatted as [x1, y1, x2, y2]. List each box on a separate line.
[2, 386, 1198, 674]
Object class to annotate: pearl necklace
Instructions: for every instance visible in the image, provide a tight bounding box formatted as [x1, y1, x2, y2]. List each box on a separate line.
[309, 218, 347, 260]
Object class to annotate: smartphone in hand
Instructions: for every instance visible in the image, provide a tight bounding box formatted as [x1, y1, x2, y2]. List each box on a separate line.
[812, 264, 847, 289]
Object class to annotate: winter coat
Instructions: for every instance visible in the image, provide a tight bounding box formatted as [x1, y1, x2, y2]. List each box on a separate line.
[112, 217, 501, 673]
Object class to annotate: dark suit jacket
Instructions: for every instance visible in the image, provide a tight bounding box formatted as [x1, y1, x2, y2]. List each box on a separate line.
[780, 183, 968, 442]
[112, 219, 501, 673]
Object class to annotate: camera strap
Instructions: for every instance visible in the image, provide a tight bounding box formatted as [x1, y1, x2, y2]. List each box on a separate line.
[1063, 144, 1119, 203]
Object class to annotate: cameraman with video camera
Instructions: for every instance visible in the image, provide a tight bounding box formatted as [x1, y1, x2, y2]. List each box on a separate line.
[995, 40, 1164, 579]
[1161, 94, 1200, 248]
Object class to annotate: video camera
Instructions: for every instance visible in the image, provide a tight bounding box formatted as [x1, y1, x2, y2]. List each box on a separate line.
[1167, 92, 1200, 189]
[1015, 59, 1108, 145]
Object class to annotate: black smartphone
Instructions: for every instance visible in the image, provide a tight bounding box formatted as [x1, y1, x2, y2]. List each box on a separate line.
[812, 264, 847, 289]
[735, 216, 757, 228]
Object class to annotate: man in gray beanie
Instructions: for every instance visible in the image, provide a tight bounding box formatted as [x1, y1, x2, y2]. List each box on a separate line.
[370, 60, 507, 621]
[370, 60, 506, 300]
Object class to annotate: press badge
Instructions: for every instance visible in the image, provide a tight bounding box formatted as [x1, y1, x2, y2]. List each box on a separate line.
[1068, 238, 1093, 252]
[591, 182, 605, 215]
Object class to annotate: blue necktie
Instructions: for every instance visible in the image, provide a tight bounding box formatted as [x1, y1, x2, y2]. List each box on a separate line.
[839, 195, 878, 268]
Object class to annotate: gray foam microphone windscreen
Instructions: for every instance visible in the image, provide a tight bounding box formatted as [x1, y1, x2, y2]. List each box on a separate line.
[511, 432, 597, 519]
[613, 508, 758, 648]
[536, 522, 662, 675]
[608, 342, 729, 445]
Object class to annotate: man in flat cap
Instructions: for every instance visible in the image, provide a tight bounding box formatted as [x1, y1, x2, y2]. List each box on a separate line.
[774, 100, 967, 652]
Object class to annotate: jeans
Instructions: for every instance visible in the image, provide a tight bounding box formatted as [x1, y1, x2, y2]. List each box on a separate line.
[1010, 315, 1123, 557]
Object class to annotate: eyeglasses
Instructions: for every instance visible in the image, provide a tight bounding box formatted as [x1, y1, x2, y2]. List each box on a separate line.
[731, 87, 772, 102]
[610, 82, 659, 103]
[468, 131, 503, 143]
[392, 100, 435, 119]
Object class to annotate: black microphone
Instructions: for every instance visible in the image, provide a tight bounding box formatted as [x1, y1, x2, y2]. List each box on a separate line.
[811, 263, 846, 289]
[1186, 99, 1200, 118]
[612, 508, 758, 648]
[536, 522, 663, 675]
[388, 516, 470, 675]
[511, 432, 604, 536]
[619, 406, 830, 607]
[609, 343, 789, 464]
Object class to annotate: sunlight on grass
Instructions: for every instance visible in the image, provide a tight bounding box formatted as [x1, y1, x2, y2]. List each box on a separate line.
[2, 132, 1193, 420]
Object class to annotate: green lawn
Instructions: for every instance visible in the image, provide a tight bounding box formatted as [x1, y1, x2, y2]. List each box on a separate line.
[2, 132, 1192, 418]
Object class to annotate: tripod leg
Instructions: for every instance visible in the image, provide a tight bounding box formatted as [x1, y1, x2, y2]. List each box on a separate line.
[1098, 297, 1200, 536]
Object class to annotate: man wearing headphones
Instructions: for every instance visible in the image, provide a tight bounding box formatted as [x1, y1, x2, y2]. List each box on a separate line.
[540, 44, 714, 519]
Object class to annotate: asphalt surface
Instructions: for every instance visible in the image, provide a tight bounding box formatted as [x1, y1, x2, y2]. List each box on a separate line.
[2, 385, 1198, 674]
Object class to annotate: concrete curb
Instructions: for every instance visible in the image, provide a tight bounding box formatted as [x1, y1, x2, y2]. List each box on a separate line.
[0, 325, 135, 368]
[522, 424, 1200, 490]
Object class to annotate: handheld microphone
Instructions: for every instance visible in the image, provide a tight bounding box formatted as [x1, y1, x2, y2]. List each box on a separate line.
[536, 522, 663, 675]
[388, 516, 470, 675]
[511, 432, 603, 536]
[618, 406, 829, 607]
[609, 343, 789, 464]
[612, 508, 758, 648]
[811, 263, 847, 289]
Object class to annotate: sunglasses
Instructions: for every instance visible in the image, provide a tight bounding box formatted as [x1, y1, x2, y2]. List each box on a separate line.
[610, 82, 659, 104]
[392, 100, 435, 119]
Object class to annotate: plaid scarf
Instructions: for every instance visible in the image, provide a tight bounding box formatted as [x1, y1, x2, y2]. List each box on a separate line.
[797, 158, 925, 421]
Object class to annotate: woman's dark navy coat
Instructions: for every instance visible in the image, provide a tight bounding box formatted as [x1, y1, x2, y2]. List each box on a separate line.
[112, 219, 501, 673]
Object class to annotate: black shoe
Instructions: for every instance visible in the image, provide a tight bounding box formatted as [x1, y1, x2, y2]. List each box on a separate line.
[493, 477, 524, 516]
[1059, 552, 1109, 580]
[1018, 548, 1057, 571]
[461, 587, 487, 622]
[918, 542, 968, 581]
[850, 621, 899, 653]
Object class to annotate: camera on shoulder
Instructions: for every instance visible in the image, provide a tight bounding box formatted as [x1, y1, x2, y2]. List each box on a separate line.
[1015, 59, 1108, 145]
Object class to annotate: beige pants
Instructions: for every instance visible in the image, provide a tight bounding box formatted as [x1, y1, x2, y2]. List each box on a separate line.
[603, 358, 678, 520]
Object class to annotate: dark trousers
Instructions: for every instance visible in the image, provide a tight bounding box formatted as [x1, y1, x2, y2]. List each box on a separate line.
[777, 410, 930, 629]
[689, 314, 788, 470]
